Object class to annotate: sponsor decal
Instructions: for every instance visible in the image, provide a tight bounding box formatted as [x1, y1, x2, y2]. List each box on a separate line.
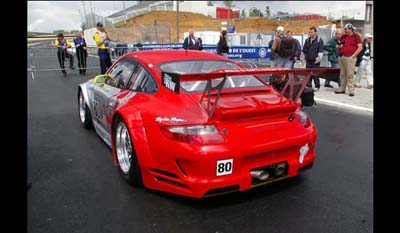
[162, 72, 180, 94]
[258, 47, 267, 58]
[155, 117, 186, 123]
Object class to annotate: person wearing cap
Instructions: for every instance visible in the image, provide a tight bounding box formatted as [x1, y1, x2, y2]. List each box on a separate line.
[53, 32, 75, 75]
[323, 28, 343, 88]
[93, 22, 112, 74]
[334, 23, 363, 96]
[73, 32, 88, 75]
[271, 26, 293, 69]
[354, 34, 373, 89]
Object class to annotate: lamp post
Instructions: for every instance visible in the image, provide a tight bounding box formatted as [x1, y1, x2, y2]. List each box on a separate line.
[176, 0, 179, 42]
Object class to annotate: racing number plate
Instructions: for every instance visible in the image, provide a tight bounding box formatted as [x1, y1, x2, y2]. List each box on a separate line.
[216, 159, 233, 176]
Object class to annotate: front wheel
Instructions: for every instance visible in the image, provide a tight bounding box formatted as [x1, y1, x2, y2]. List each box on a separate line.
[114, 118, 143, 186]
[78, 90, 93, 129]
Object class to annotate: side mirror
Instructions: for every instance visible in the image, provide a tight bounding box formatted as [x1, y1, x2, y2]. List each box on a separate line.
[93, 74, 112, 85]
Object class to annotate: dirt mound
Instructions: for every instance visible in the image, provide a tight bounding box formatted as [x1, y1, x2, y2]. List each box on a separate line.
[106, 11, 334, 43]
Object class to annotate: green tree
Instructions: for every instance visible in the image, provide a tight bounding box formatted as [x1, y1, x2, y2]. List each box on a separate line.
[265, 6, 270, 18]
[241, 9, 246, 18]
[249, 7, 261, 17]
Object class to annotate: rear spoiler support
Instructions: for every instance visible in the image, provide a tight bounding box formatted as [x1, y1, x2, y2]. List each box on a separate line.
[200, 75, 227, 118]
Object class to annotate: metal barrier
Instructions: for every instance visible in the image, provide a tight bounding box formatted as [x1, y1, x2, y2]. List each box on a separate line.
[28, 45, 329, 80]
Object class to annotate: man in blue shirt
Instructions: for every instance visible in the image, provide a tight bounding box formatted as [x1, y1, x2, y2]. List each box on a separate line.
[73, 32, 88, 75]
[53, 33, 74, 75]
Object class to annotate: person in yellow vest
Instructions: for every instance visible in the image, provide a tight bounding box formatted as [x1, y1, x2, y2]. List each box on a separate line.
[93, 22, 112, 74]
[53, 33, 74, 75]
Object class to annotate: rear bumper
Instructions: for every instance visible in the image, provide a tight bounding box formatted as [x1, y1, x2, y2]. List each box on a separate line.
[139, 130, 317, 198]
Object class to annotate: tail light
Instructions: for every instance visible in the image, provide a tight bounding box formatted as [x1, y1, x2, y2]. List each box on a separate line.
[161, 125, 224, 144]
[295, 110, 311, 128]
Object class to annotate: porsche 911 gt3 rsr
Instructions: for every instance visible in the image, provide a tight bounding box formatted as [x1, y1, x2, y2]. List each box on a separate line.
[78, 50, 337, 198]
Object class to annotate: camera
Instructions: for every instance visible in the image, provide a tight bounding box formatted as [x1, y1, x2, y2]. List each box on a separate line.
[337, 39, 345, 45]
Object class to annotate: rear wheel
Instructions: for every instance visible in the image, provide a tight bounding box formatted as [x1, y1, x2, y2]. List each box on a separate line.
[78, 90, 93, 129]
[114, 118, 143, 186]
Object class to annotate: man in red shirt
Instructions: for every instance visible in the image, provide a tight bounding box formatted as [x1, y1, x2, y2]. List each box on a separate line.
[335, 23, 363, 96]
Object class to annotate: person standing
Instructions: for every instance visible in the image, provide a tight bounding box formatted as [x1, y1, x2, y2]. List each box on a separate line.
[302, 27, 324, 91]
[354, 34, 373, 89]
[183, 30, 202, 50]
[335, 23, 363, 97]
[73, 32, 87, 75]
[286, 30, 301, 69]
[53, 33, 74, 75]
[271, 26, 293, 69]
[197, 37, 203, 51]
[323, 29, 343, 88]
[94, 22, 112, 74]
[217, 30, 229, 58]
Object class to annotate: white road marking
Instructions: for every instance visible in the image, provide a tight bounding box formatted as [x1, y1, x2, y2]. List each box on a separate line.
[314, 97, 373, 113]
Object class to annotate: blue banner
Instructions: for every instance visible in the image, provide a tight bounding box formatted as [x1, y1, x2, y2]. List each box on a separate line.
[134, 43, 272, 59]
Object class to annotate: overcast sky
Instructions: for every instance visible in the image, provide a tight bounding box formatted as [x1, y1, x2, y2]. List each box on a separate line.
[28, 1, 365, 33]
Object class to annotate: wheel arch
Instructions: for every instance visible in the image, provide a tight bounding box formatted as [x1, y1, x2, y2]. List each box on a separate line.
[78, 83, 92, 111]
[111, 111, 155, 183]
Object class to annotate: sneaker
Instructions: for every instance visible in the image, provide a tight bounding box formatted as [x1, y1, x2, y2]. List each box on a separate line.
[324, 84, 334, 88]
[349, 93, 355, 97]
[354, 84, 361, 88]
[367, 84, 373, 89]
[69, 66, 75, 70]
[313, 87, 320, 91]
[334, 90, 345, 94]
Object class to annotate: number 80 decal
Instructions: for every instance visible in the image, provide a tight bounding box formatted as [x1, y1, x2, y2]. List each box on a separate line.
[216, 159, 233, 176]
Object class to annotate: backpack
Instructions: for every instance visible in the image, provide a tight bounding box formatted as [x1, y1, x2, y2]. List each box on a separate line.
[278, 36, 294, 57]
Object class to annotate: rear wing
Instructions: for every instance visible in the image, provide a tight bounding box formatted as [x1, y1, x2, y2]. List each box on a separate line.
[161, 67, 339, 117]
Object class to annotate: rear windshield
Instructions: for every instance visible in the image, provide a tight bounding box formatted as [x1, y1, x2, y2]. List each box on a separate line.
[158, 60, 266, 92]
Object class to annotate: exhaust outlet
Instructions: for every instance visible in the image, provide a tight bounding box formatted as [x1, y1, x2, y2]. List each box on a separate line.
[274, 163, 287, 177]
[250, 170, 270, 181]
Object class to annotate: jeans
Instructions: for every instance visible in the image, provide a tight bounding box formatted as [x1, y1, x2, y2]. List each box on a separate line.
[274, 57, 292, 68]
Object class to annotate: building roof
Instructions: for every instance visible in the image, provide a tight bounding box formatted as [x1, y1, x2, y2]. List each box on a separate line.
[107, 1, 158, 18]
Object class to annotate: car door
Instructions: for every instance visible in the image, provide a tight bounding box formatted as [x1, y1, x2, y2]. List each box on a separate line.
[92, 58, 138, 135]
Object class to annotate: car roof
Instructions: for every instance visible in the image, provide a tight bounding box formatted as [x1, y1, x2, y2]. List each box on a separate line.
[124, 50, 231, 65]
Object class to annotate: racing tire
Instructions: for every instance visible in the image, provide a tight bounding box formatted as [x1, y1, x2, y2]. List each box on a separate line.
[78, 89, 93, 129]
[113, 117, 143, 187]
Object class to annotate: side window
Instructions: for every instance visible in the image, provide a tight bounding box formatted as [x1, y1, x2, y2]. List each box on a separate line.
[107, 59, 137, 88]
[127, 66, 158, 93]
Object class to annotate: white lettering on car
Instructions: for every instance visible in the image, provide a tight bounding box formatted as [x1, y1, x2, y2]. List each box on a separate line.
[163, 74, 176, 91]
[155, 117, 186, 123]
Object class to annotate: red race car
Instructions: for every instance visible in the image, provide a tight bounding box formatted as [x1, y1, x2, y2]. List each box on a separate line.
[78, 50, 337, 198]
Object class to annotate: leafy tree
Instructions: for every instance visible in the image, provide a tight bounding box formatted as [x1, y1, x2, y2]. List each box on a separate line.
[265, 6, 270, 18]
[249, 7, 261, 17]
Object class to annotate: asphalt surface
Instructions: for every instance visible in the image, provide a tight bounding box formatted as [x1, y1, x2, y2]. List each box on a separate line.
[28, 43, 373, 233]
